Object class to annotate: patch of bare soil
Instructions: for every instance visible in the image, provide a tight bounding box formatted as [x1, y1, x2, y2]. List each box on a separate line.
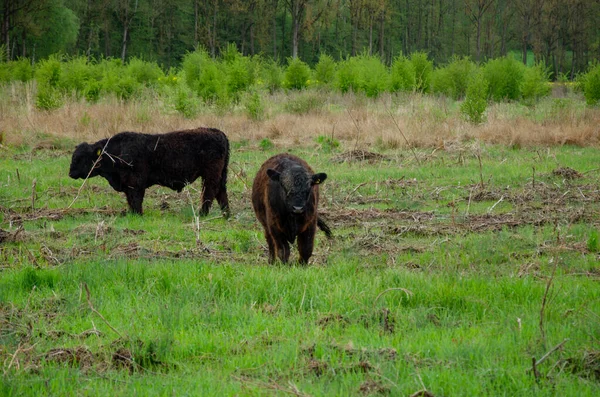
[567, 349, 600, 381]
[359, 379, 390, 395]
[332, 150, 391, 164]
[552, 167, 583, 180]
[0, 227, 24, 243]
[317, 314, 349, 329]
[0, 206, 120, 225]
[45, 347, 95, 370]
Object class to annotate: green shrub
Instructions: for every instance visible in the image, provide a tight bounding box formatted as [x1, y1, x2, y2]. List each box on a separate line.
[284, 91, 326, 114]
[461, 69, 488, 124]
[36, 85, 63, 110]
[9, 58, 34, 82]
[126, 57, 164, 87]
[356, 54, 389, 98]
[284, 57, 311, 90]
[483, 57, 526, 101]
[314, 53, 336, 87]
[261, 59, 283, 93]
[336, 56, 360, 93]
[431, 56, 476, 99]
[227, 55, 254, 100]
[59, 56, 98, 95]
[390, 55, 416, 92]
[582, 63, 600, 105]
[84, 80, 102, 103]
[171, 84, 199, 118]
[35, 55, 62, 87]
[410, 51, 433, 93]
[315, 135, 340, 152]
[244, 90, 264, 121]
[521, 63, 551, 105]
[259, 138, 274, 151]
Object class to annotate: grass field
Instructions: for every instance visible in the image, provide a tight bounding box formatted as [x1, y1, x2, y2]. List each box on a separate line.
[1, 127, 600, 395]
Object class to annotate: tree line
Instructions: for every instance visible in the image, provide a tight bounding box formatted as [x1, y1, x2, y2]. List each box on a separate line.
[1, 0, 599, 78]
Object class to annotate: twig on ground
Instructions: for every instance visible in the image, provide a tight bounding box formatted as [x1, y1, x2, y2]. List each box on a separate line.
[82, 282, 124, 339]
[487, 195, 504, 213]
[539, 258, 559, 346]
[373, 287, 413, 308]
[385, 105, 421, 166]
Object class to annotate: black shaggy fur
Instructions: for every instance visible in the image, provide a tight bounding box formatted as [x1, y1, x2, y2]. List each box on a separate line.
[69, 127, 230, 216]
[252, 153, 331, 264]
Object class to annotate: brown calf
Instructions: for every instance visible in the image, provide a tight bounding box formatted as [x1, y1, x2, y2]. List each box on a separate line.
[252, 153, 331, 264]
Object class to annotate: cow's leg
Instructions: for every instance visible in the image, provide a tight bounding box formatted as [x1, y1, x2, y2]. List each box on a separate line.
[264, 229, 277, 264]
[215, 186, 230, 219]
[199, 176, 219, 216]
[125, 188, 145, 215]
[297, 224, 316, 265]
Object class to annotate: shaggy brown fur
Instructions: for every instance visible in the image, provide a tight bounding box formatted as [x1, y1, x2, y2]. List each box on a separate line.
[252, 153, 331, 264]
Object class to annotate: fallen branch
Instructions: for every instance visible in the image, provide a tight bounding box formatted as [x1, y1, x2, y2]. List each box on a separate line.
[82, 282, 124, 339]
[530, 338, 570, 381]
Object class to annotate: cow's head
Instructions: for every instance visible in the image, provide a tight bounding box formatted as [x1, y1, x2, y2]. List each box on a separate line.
[69, 142, 103, 179]
[267, 165, 327, 214]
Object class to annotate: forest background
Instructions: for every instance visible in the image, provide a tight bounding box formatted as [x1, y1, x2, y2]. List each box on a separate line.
[1, 0, 599, 77]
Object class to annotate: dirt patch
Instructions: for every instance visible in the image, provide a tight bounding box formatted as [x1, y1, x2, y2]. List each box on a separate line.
[317, 313, 349, 329]
[567, 349, 600, 381]
[45, 347, 95, 370]
[359, 379, 390, 395]
[332, 150, 391, 164]
[552, 167, 583, 179]
[0, 227, 24, 243]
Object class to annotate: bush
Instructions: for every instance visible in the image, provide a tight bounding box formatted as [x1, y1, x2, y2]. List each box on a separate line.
[126, 58, 164, 87]
[315, 135, 340, 152]
[9, 58, 34, 82]
[35, 55, 62, 87]
[461, 69, 488, 124]
[431, 56, 476, 99]
[410, 51, 433, 93]
[226, 55, 254, 100]
[390, 55, 416, 92]
[259, 138, 274, 151]
[284, 57, 311, 90]
[59, 56, 99, 96]
[261, 59, 283, 93]
[521, 63, 551, 105]
[483, 57, 526, 101]
[336, 56, 360, 93]
[36, 85, 63, 110]
[284, 91, 326, 114]
[356, 54, 389, 98]
[314, 53, 336, 87]
[244, 90, 265, 121]
[582, 63, 600, 105]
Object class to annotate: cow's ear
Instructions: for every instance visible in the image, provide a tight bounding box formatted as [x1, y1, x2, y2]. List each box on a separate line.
[92, 144, 103, 157]
[312, 173, 327, 185]
[267, 169, 280, 181]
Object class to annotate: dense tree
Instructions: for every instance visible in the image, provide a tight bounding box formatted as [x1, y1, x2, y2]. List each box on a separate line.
[1, 0, 599, 77]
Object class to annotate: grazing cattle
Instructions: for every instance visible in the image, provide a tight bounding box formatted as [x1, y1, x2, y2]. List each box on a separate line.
[252, 153, 331, 264]
[69, 127, 230, 217]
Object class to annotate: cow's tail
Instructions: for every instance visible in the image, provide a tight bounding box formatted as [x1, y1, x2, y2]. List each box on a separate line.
[221, 134, 230, 194]
[317, 216, 333, 239]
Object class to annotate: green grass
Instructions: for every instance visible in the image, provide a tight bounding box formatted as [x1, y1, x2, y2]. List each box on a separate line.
[1, 142, 599, 396]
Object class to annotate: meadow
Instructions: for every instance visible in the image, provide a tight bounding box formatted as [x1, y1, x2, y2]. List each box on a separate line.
[1, 86, 600, 396]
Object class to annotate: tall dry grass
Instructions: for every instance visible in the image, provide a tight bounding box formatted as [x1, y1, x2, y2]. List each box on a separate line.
[1, 82, 599, 149]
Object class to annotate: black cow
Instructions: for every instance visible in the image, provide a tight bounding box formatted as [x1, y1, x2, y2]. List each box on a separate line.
[69, 127, 230, 217]
[252, 153, 331, 264]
